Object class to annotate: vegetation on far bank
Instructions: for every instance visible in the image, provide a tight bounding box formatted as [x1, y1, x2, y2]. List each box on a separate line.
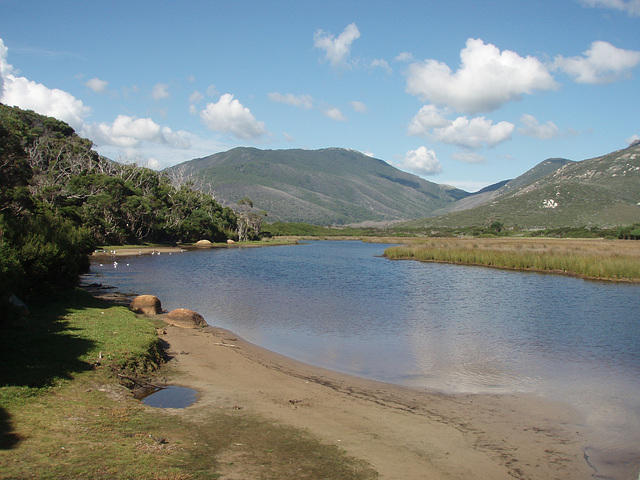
[384, 237, 640, 282]
[0, 104, 263, 323]
[0, 289, 377, 479]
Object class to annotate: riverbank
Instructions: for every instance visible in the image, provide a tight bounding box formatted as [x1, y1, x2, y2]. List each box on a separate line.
[159, 323, 595, 479]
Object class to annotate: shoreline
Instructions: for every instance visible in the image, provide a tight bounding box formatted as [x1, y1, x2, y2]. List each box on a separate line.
[154, 322, 595, 479]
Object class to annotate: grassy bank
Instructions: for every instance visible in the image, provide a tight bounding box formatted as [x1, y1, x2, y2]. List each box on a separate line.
[0, 290, 376, 479]
[384, 237, 640, 282]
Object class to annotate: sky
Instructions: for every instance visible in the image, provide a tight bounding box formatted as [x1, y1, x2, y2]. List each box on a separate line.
[1, 0, 639, 192]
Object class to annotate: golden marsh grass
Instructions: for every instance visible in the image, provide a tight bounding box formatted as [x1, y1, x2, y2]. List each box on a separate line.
[384, 237, 640, 282]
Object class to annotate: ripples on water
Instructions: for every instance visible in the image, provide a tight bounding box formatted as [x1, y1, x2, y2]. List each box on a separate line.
[90, 240, 640, 478]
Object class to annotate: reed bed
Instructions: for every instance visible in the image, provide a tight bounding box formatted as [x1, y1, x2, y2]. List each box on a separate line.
[383, 237, 640, 282]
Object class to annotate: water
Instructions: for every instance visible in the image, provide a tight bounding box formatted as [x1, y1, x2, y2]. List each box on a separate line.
[88, 240, 640, 478]
[141, 386, 198, 409]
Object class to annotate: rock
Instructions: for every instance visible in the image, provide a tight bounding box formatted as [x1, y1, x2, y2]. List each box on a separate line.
[196, 239, 212, 247]
[129, 295, 162, 315]
[227, 239, 235, 244]
[165, 308, 208, 329]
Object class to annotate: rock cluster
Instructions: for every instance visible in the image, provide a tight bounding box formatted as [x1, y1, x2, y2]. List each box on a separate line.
[129, 295, 162, 314]
[129, 295, 208, 329]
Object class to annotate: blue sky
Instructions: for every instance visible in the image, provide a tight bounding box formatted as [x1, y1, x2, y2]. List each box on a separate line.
[1, 0, 639, 191]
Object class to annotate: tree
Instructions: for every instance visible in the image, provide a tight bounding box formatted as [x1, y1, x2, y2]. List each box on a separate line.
[235, 197, 266, 241]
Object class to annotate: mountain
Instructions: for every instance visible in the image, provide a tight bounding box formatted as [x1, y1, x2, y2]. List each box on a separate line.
[401, 143, 640, 229]
[166, 147, 469, 224]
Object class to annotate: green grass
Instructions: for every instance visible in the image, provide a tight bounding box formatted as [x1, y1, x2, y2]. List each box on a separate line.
[384, 237, 640, 282]
[0, 289, 377, 479]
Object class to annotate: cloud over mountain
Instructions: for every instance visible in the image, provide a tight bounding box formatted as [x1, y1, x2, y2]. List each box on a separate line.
[405, 38, 557, 114]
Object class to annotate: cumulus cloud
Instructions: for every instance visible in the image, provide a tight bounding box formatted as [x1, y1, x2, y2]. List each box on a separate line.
[349, 100, 367, 113]
[579, 0, 640, 16]
[371, 59, 392, 74]
[408, 104, 450, 136]
[323, 107, 347, 122]
[268, 92, 314, 109]
[200, 93, 266, 139]
[405, 38, 557, 114]
[314, 23, 360, 69]
[519, 114, 559, 139]
[552, 41, 640, 84]
[87, 114, 191, 149]
[408, 104, 514, 149]
[397, 146, 443, 176]
[627, 134, 640, 145]
[1, 39, 90, 131]
[431, 116, 515, 149]
[85, 77, 108, 93]
[152, 82, 169, 100]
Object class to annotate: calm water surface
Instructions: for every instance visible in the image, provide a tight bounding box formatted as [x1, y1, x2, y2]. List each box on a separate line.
[89, 241, 640, 478]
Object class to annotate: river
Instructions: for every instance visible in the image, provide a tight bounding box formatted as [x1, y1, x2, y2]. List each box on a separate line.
[88, 240, 640, 479]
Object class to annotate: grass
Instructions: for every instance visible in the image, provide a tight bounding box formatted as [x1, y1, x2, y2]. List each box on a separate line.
[0, 289, 377, 479]
[384, 237, 640, 282]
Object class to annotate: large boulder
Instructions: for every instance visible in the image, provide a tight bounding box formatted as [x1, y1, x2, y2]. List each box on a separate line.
[196, 239, 212, 247]
[165, 308, 208, 329]
[129, 295, 162, 315]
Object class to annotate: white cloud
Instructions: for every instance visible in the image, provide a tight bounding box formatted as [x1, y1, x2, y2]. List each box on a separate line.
[349, 100, 367, 113]
[85, 77, 108, 93]
[552, 41, 640, 84]
[579, 0, 640, 16]
[268, 92, 314, 109]
[206, 84, 217, 97]
[451, 151, 486, 164]
[146, 158, 161, 170]
[627, 134, 640, 145]
[0, 39, 90, 131]
[431, 116, 515, 149]
[408, 104, 514, 150]
[323, 107, 347, 122]
[87, 114, 191, 149]
[395, 52, 415, 63]
[408, 104, 450, 136]
[405, 38, 557, 114]
[200, 93, 266, 139]
[152, 82, 169, 100]
[283, 132, 294, 142]
[314, 23, 360, 69]
[371, 59, 392, 74]
[397, 146, 443, 176]
[519, 114, 559, 139]
[189, 90, 204, 104]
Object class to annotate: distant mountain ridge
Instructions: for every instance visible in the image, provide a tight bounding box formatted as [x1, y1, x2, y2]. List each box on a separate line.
[166, 147, 469, 224]
[168, 143, 640, 227]
[403, 143, 640, 229]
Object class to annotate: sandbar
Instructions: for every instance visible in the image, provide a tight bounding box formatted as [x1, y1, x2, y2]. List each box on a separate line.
[157, 324, 594, 479]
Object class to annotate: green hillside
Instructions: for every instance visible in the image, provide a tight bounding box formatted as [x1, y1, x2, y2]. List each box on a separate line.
[401, 143, 640, 229]
[166, 147, 469, 224]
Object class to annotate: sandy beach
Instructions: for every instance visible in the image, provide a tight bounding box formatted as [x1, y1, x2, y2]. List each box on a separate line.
[156, 324, 594, 480]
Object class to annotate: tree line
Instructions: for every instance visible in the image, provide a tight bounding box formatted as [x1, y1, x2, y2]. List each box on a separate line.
[0, 104, 259, 320]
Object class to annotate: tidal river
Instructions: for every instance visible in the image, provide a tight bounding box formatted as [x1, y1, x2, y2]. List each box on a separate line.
[89, 240, 640, 478]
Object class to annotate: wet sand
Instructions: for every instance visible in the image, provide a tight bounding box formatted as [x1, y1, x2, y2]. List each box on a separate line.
[158, 324, 594, 480]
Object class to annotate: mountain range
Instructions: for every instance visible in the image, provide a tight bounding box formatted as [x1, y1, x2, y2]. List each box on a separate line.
[167, 142, 640, 228]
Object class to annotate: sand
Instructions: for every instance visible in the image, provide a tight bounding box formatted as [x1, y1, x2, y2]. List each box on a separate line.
[157, 324, 594, 480]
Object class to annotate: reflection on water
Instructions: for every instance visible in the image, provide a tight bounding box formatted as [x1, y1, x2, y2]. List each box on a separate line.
[89, 240, 640, 478]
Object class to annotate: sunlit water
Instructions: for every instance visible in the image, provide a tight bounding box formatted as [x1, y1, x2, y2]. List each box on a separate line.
[88, 241, 640, 478]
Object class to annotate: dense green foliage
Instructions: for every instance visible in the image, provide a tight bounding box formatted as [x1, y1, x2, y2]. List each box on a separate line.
[0, 104, 237, 318]
[264, 221, 376, 237]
